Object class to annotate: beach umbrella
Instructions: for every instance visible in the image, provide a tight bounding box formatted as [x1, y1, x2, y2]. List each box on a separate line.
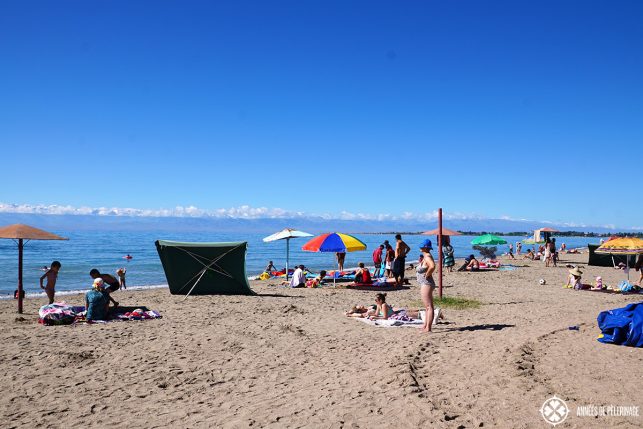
[302, 233, 367, 286]
[471, 234, 507, 246]
[0, 224, 68, 313]
[595, 237, 643, 254]
[595, 237, 643, 280]
[422, 227, 462, 236]
[262, 228, 313, 279]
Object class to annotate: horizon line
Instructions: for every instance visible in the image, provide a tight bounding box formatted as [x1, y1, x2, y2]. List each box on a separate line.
[0, 202, 638, 231]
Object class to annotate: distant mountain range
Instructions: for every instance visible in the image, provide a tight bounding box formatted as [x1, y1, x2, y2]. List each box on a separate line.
[0, 212, 634, 235]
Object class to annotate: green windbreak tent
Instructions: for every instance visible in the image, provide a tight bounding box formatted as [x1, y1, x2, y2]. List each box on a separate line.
[155, 240, 254, 296]
[587, 244, 635, 268]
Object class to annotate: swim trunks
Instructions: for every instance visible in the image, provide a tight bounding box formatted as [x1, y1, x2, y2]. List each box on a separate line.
[392, 258, 405, 276]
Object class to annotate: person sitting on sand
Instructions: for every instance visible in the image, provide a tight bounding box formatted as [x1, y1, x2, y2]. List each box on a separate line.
[285, 265, 306, 288]
[345, 293, 394, 319]
[565, 267, 585, 290]
[466, 255, 480, 271]
[85, 278, 110, 322]
[524, 249, 535, 260]
[369, 293, 394, 320]
[306, 270, 327, 288]
[354, 262, 372, 284]
[90, 269, 120, 307]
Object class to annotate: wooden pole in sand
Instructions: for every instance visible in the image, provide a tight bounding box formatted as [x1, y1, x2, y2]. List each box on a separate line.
[438, 208, 443, 299]
[18, 238, 24, 314]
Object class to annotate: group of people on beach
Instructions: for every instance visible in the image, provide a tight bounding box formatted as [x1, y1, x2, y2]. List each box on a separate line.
[346, 236, 440, 332]
[517, 238, 570, 267]
[369, 234, 413, 286]
[39, 262, 127, 321]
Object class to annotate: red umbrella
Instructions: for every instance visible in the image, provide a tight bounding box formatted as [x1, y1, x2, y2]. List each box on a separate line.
[0, 224, 68, 313]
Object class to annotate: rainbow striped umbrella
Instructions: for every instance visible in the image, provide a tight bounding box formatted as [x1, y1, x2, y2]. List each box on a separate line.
[302, 232, 366, 253]
[302, 233, 367, 286]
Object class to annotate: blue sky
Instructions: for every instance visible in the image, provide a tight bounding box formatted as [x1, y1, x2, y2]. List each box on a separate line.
[1, 1, 642, 228]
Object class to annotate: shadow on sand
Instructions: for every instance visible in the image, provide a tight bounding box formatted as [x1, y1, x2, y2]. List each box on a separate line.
[254, 293, 305, 299]
[443, 323, 515, 332]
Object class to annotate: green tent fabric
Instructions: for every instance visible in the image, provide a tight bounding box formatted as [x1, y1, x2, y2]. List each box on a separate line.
[155, 240, 254, 296]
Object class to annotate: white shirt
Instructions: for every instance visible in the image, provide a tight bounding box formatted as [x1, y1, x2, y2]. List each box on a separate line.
[290, 268, 306, 287]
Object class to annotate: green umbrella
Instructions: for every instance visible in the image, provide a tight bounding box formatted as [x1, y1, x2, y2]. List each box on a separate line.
[471, 234, 507, 246]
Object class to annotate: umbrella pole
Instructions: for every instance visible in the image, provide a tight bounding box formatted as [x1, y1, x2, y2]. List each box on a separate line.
[286, 238, 290, 280]
[438, 208, 443, 299]
[18, 238, 23, 314]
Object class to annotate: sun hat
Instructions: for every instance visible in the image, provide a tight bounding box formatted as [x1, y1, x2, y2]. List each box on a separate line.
[569, 267, 583, 277]
[419, 239, 433, 250]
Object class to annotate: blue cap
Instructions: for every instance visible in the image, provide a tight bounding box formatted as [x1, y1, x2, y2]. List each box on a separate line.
[419, 239, 432, 250]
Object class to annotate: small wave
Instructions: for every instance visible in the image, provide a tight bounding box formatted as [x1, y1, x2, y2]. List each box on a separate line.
[0, 284, 169, 300]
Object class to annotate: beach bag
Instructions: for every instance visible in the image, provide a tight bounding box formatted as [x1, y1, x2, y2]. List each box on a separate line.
[618, 280, 634, 293]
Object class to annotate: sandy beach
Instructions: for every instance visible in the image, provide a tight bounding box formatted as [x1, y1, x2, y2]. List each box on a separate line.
[1, 252, 641, 428]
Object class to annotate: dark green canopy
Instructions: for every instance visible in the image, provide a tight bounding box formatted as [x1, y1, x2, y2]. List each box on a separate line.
[155, 240, 254, 296]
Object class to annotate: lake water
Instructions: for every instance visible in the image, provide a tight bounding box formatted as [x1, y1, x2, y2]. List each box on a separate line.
[0, 230, 599, 298]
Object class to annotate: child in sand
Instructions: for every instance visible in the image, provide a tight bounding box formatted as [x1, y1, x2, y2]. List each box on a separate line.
[40, 261, 61, 304]
[306, 270, 327, 288]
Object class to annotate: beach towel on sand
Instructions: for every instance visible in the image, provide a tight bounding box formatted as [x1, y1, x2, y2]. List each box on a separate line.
[597, 302, 643, 347]
[39, 303, 162, 325]
[38, 303, 85, 325]
[354, 317, 423, 328]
